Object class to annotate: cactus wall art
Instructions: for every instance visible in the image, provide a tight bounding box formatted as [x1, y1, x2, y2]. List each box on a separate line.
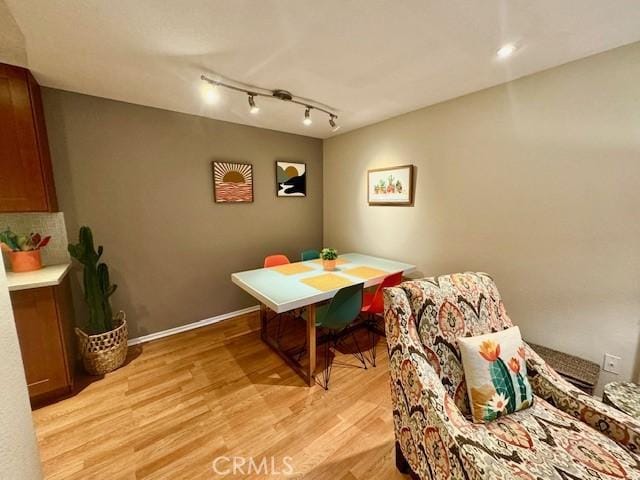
[367, 165, 414, 205]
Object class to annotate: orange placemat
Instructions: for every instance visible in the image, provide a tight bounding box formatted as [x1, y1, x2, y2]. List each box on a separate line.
[343, 266, 389, 280]
[270, 263, 315, 275]
[301, 273, 353, 292]
[311, 257, 349, 266]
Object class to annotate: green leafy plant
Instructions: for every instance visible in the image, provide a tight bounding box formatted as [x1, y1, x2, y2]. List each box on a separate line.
[0, 228, 51, 252]
[320, 248, 338, 260]
[68, 226, 117, 335]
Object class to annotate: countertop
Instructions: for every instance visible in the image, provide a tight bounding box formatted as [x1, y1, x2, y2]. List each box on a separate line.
[7, 263, 72, 292]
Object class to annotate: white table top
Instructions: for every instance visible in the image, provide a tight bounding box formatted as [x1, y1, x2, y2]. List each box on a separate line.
[7, 263, 72, 292]
[232, 253, 415, 313]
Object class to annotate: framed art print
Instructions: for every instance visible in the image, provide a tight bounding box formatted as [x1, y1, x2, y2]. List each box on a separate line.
[212, 161, 254, 203]
[367, 165, 414, 205]
[276, 161, 306, 197]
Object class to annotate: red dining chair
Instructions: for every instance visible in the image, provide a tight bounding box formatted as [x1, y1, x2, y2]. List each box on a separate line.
[361, 271, 403, 366]
[264, 254, 290, 268]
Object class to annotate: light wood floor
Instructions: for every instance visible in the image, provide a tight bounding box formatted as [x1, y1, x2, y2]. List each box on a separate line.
[33, 311, 406, 479]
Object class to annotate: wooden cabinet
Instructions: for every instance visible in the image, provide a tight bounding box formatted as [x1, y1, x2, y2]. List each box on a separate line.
[10, 276, 75, 403]
[0, 62, 58, 212]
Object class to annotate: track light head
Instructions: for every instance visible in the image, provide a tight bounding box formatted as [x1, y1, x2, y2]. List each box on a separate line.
[329, 115, 340, 132]
[248, 94, 259, 114]
[303, 107, 312, 126]
[202, 82, 219, 104]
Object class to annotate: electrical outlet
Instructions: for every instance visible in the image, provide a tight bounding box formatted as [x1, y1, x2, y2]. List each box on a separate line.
[603, 353, 621, 374]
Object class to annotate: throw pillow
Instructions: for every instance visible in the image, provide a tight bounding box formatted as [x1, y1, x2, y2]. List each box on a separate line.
[458, 326, 533, 423]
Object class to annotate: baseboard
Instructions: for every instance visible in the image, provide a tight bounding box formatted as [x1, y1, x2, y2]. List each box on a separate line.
[127, 304, 261, 346]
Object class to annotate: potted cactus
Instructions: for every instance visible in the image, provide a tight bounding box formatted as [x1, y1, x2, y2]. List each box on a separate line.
[320, 248, 338, 271]
[68, 226, 127, 375]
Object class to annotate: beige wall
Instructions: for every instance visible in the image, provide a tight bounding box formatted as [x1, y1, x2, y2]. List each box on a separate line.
[43, 89, 323, 338]
[0, 0, 26, 67]
[0, 262, 43, 479]
[324, 42, 640, 393]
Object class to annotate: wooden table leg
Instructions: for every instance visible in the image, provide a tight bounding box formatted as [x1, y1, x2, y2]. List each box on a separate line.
[258, 302, 317, 387]
[260, 303, 267, 341]
[306, 303, 316, 386]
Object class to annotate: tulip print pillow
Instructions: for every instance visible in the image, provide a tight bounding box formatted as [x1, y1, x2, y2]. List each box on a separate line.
[458, 326, 533, 423]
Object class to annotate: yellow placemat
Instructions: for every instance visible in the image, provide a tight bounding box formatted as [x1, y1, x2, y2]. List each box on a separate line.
[343, 266, 389, 280]
[301, 273, 353, 292]
[311, 257, 349, 266]
[270, 263, 315, 275]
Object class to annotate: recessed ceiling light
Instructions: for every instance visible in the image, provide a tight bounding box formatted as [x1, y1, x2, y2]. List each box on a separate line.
[496, 44, 516, 59]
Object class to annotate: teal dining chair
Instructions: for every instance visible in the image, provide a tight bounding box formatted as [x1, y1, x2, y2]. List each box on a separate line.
[300, 249, 320, 261]
[309, 283, 366, 390]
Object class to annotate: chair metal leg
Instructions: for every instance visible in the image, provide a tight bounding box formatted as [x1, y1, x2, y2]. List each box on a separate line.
[368, 313, 377, 367]
[321, 332, 333, 390]
[319, 324, 370, 391]
[348, 330, 368, 370]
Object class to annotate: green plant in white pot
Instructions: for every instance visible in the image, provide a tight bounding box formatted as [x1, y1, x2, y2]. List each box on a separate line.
[68, 226, 127, 375]
[320, 248, 338, 271]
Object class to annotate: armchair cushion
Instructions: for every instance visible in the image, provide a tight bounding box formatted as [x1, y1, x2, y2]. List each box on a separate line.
[527, 343, 640, 454]
[459, 326, 533, 422]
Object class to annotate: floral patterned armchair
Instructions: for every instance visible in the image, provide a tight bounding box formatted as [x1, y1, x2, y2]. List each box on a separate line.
[384, 272, 640, 480]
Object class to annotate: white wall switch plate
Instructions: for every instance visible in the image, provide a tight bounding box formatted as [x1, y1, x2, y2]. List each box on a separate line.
[603, 353, 621, 374]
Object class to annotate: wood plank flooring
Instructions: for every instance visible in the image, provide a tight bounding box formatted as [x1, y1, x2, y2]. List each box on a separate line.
[32, 311, 406, 479]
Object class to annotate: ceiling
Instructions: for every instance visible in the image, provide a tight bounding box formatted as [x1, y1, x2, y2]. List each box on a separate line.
[5, 0, 640, 139]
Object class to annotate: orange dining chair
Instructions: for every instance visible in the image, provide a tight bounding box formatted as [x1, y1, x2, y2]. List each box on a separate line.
[264, 254, 290, 268]
[360, 271, 403, 366]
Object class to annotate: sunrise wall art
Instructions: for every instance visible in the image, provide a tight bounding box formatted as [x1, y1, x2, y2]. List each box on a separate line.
[276, 161, 306, 197]
[212, 161, 254, 203]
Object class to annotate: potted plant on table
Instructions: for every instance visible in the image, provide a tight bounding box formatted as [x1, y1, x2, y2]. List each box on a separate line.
[68, 226, 127, 375]
[320, 248, 338, 271]
[0, 228, 51, 272]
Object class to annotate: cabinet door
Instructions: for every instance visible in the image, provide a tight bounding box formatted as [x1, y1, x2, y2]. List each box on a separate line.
[10, 287, 70, 398]
[0, 63, 55, 212]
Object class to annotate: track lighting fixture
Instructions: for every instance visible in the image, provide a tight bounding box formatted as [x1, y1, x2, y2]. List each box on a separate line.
[303, 107, 312, 126]
[248, 94, 259, 114]
[329, 115, 340, 132]
[200, 75, 338, 131]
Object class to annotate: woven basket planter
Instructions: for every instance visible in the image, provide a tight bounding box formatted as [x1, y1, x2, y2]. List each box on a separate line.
[76, 311, 128, 375]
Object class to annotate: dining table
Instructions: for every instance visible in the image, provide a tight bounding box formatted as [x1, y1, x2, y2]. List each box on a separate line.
[231, 253, 416, 386]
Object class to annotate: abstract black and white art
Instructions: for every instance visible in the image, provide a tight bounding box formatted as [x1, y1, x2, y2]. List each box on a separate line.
[276, 161, 306, 197]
